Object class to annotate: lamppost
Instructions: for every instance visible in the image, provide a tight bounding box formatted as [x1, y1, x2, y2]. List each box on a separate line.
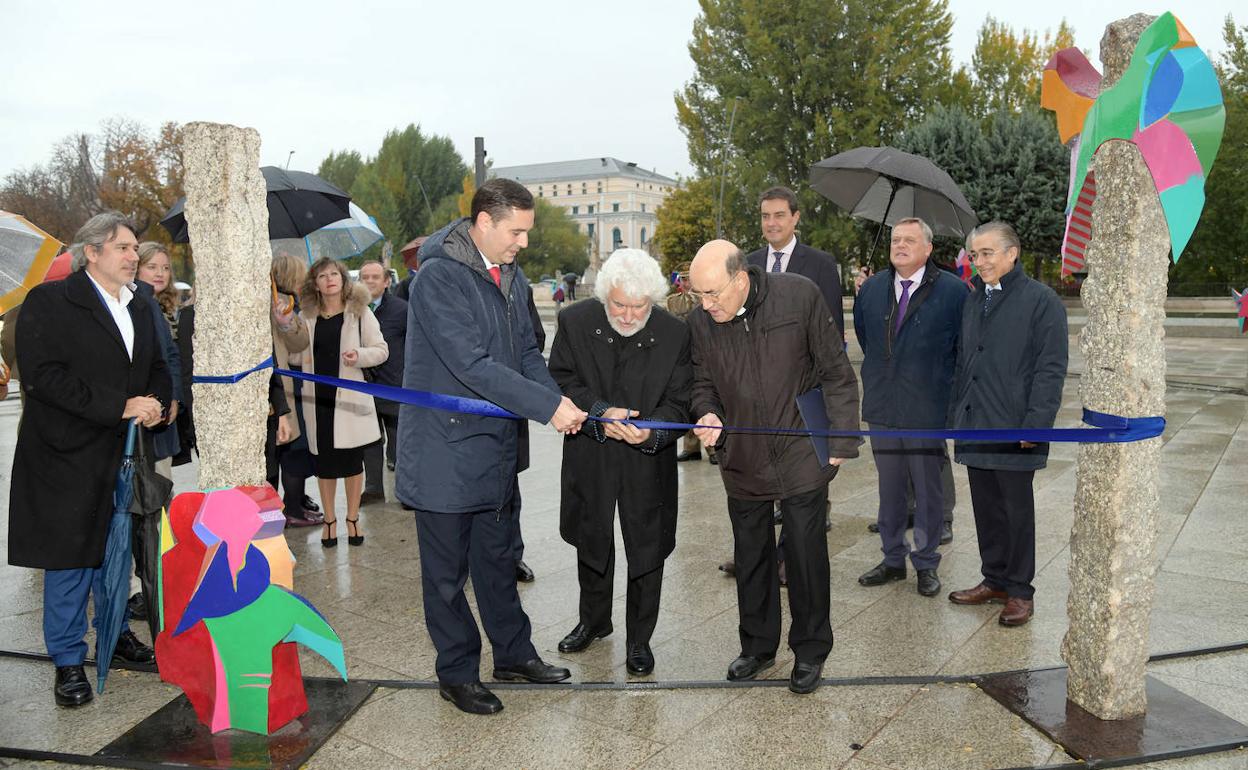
[285, 150, 295, 170]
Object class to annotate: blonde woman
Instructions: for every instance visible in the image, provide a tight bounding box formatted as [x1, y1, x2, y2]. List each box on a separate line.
[137, 242, 194, 471]
[270, 253, 316, 526]
[293, 258, 388, 547]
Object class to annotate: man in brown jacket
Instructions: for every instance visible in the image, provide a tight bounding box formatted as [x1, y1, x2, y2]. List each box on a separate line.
[688, 240, 859, 694]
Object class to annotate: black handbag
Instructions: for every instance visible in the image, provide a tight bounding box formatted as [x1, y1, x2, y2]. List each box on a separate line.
[129, 425, 174, 516]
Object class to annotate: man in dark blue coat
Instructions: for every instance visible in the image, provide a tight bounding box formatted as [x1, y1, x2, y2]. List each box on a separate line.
[947, 221, 1068, 628]
[358, 258, 407, 503]
[853, 218, 965, 598]
[9, 212, 169, 708]
[396, 179, 587, 715]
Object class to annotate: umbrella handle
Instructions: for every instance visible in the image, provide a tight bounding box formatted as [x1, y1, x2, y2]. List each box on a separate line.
[865, 186, 900, 269]
[271, 280, 294, 315]
[123, 418, 139, 459]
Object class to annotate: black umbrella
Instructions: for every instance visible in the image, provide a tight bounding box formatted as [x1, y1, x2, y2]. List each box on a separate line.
[160, 167, 352, 243]
[809, 146, 978, 262]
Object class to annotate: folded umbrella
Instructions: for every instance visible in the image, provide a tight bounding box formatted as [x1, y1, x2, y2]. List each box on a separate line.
[270, 201, 384, 263]
[0, 211, 63, 314]
[159, 167, 352, 244]
[96, 419, 140, 692]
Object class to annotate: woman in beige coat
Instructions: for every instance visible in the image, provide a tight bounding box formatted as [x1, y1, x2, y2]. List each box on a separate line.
[291, 258, 388, 547]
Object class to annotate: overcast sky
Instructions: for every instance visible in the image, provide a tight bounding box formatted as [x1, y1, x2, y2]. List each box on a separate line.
[1, 1, 1236, 184]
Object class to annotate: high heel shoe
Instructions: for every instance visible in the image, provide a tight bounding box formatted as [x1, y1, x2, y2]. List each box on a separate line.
[346, 516, 364, 547]
[321, 519, 338, 548]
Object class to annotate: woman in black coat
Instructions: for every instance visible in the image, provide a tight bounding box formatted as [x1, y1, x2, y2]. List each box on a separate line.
[547, 249, 692, 676]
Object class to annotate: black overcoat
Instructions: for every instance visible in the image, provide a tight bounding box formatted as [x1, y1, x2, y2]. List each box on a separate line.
[548, 300, 691, 577]
[949, 261, 1068, 471]
[9, 270, 170, 569]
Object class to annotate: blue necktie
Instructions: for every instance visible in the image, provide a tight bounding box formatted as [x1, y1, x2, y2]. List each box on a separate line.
[771, 252, 783, 272]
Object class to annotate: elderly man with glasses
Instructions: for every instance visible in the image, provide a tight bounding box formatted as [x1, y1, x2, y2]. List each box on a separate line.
[687, 239, 859, 694]
[946, 221, 1068, 627]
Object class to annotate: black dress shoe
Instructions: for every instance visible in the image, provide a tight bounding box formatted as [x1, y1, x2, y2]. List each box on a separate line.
[726, 653, 775, 681]
[439, 681, 503, 715]
[493, 658, 571, 683]
[675, 449, 701, 462]
[789, 660, 823, 694]
[625, 642, 654, 675]
[386, 461, 396, 471]
[558, 622, 612, 653]
[359, 491, 385, 506]
[515, 560, 535, 583]
[917, 569, 942, 597]
[113, 630, 156, 666]
[302, 495, 320, 513]
[54, 665, 93, 708]
[127, 591, 147, 621]
[708, 452, 719, 465]
[940, 522, 953, 545]
[858, 562, 907, 587]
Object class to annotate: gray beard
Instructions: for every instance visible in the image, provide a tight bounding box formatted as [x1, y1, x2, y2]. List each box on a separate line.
[607, 307, 652, 337]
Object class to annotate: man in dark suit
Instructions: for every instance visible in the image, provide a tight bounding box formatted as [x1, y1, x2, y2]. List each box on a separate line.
[359, 259, 408, 504]
[947, 221, 1068, 627]
[9, 212, 170, 708]
[746, 186, 844, 336]
[853, 218, 965, 598]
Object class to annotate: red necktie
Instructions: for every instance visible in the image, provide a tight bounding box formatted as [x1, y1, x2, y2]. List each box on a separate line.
[489, 266, 501, 287]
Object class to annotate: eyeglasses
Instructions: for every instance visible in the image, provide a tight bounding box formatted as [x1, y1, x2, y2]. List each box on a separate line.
[689, 271, 741, 303]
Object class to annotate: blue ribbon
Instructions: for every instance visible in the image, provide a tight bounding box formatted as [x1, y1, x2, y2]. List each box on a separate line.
[195, 361, 1165, 443]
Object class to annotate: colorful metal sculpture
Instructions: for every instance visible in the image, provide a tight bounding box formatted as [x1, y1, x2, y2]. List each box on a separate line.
[1041, 12, 1225, 278]
[156, 486, 346, 734]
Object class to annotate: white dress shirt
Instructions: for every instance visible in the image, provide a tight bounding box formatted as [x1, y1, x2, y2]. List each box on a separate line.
[766, 235, 797, 273]
[894, 265, 926, 302]
[85, 270, 135, 361]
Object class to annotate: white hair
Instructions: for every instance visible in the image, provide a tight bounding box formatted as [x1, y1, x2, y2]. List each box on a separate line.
[594, 248, 669, 305]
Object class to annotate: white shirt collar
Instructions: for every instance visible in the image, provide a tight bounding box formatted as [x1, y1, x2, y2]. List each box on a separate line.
[895, 265, 925, 288]
[986, 282, 1002, 291]
[479, 251, 500, 271]
[85, 269, 134, 306]
[771, 235, 796, 257]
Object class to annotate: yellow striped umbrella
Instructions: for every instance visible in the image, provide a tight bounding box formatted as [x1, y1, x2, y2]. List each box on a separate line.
[0, 211, 62, 314]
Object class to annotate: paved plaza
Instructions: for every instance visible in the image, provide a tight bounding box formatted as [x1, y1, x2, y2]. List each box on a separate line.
[0, 324, 1246, 769]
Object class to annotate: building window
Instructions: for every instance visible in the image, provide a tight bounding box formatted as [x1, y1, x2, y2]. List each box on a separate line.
[612, 203, 620, 213]
[636, 183, 640, 188]
[597, 183, 603, 193]
[572, 205, 579, 215]
[582, 184, 587, 193]
[553, 189, 558, 196]
[538, 191, 543, 197]
[588, 223, 595, 238]
[588, 205, 595, 214]
[641, 204, 646, 213]
[612, 227, 622, 249]
[641, 227, 647, 245]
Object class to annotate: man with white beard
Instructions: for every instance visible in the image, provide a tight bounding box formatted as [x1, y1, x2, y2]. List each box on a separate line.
[547, 249, 692, 676]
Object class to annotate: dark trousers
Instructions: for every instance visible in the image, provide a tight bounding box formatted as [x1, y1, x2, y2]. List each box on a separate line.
[511, 487, 525, 563]
[363, 407, 399, 496]
[414, 480, 538, 685]
[267, 437, 310, 515]
[44, 567, 131, 667]
[907, 442, 955, 522]
[871, 429, 945, 570]
[577, 544, 664, 645]
[728, 484, 832, 664]
[967, 467, 1036, 599]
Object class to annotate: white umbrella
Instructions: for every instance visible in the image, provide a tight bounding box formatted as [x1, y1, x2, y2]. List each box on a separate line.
[270, 202, 384, 263]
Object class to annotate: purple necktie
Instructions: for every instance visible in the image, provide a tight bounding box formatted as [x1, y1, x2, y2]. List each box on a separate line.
[895, 279, 913, 334]
[771, 252, 783, 272]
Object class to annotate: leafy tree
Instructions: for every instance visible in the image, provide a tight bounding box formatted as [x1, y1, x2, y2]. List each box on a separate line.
[317, 150, 364, 193]
[675, 0, 957, 265]
[324, 125, 467, 250]
[652, 176, 755, 276]
[1176, 15, 1248, 294]
[521, 198, 589, 281]
[964, 17, 1075, 115]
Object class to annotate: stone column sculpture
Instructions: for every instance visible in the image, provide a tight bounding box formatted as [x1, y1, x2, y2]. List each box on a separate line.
[183, 122, 271, 489]
[1060, 14, 1168, 720]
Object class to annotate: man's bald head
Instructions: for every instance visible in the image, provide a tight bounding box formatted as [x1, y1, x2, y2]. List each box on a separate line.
[690, 239, 750, 323]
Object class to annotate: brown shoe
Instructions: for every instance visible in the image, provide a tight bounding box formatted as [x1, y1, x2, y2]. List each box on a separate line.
[998, 597, 1034, 627]
[948, 582, 1009, 605]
